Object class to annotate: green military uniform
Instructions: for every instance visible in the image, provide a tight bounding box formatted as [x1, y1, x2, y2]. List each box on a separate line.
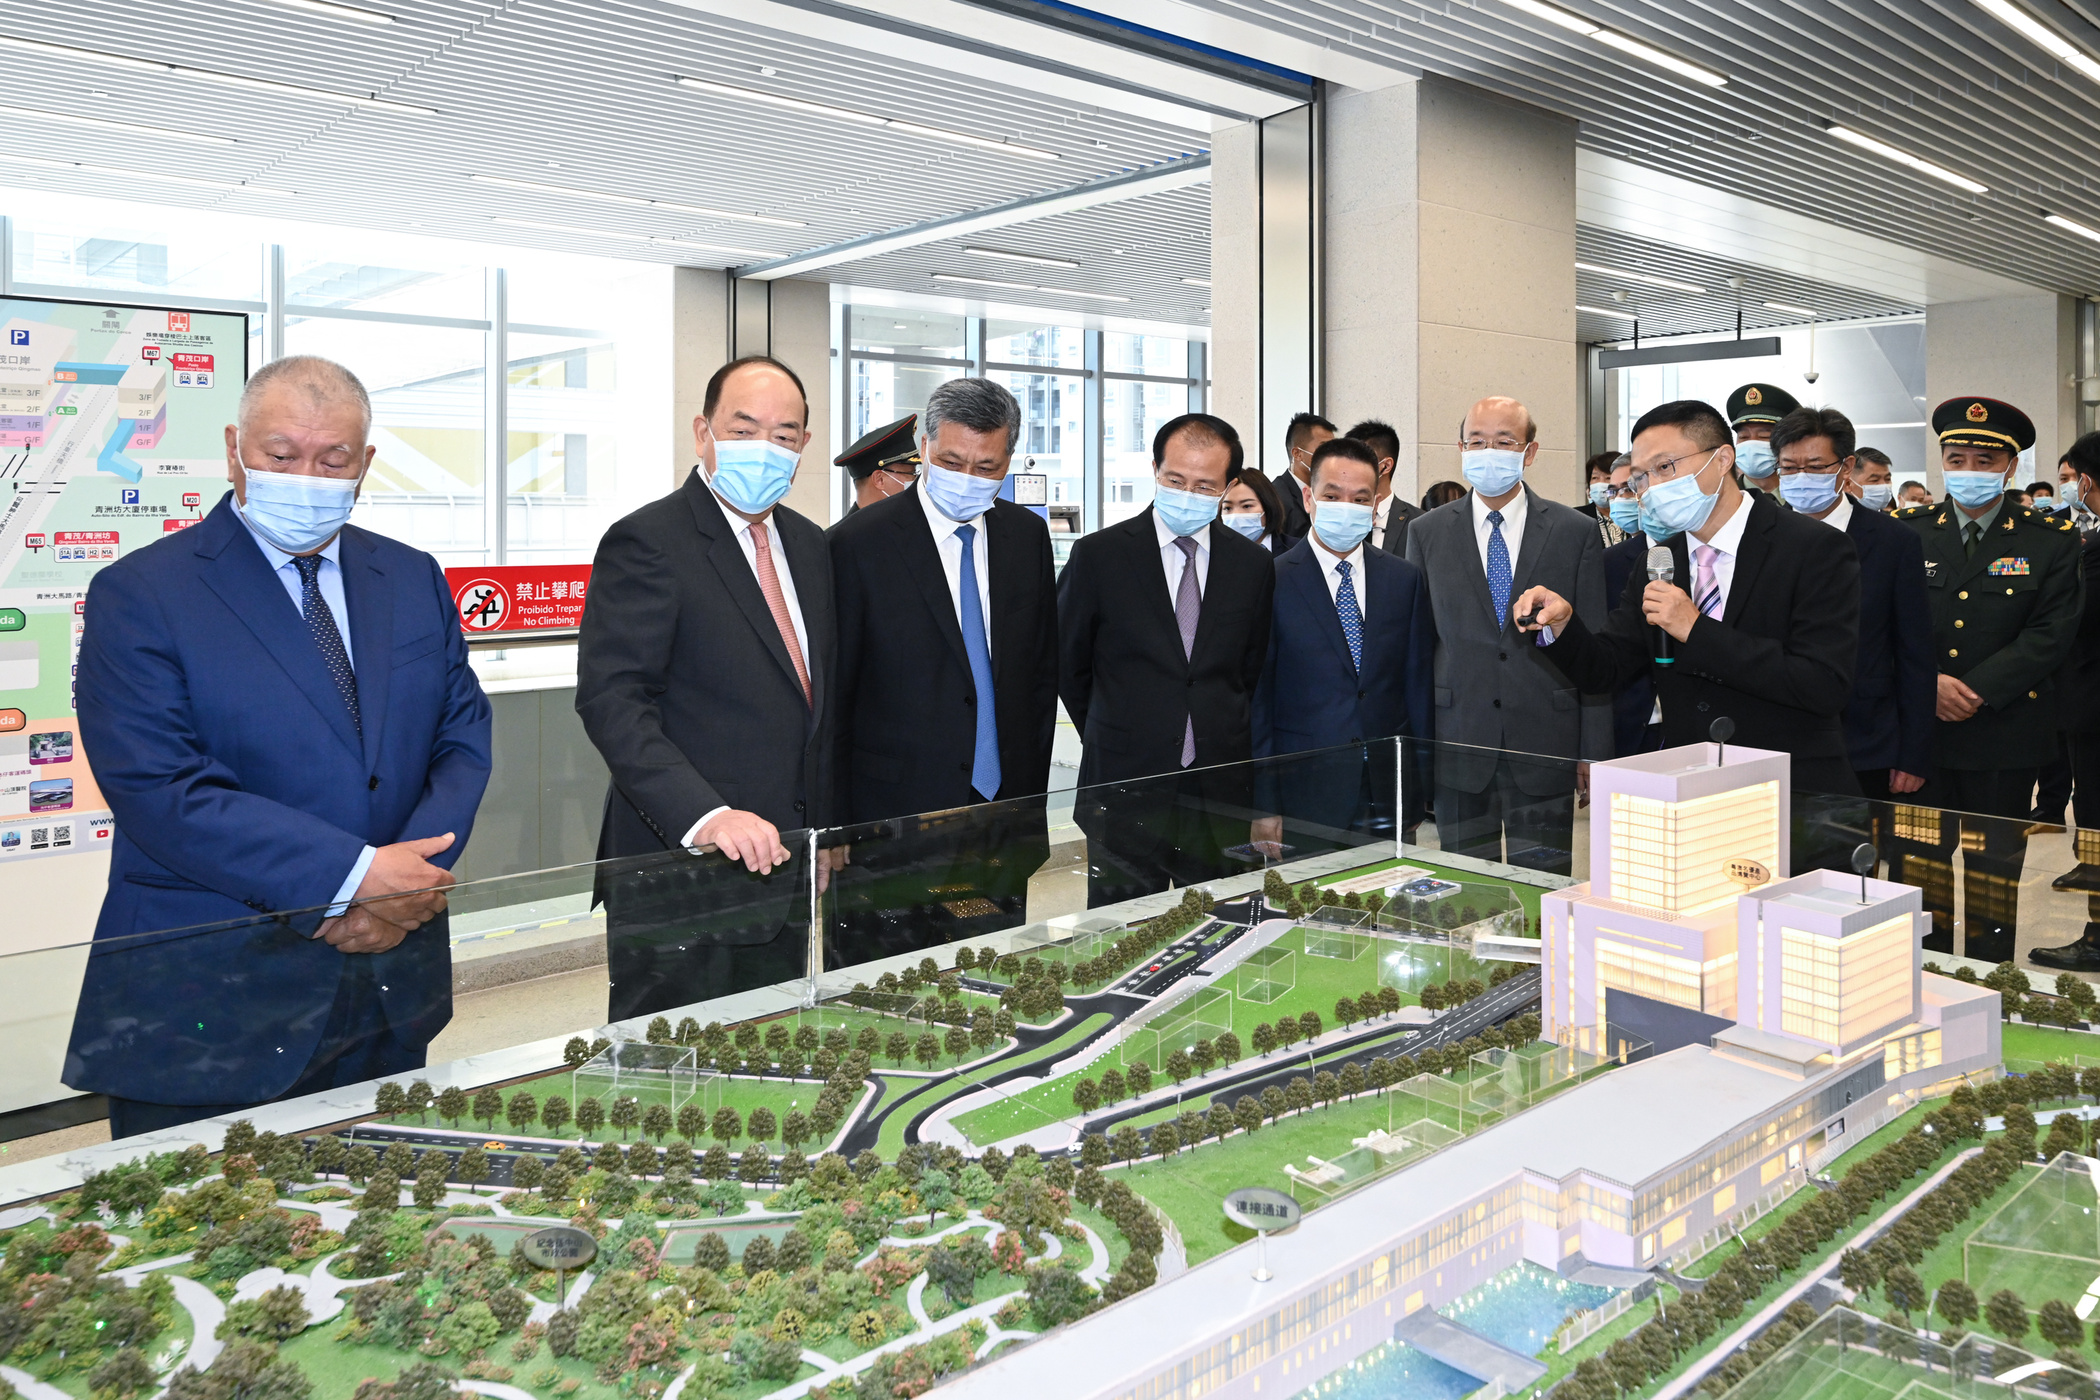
[1888, 396, 2084, 960]
[829, 414, 920, 532]
[1727, 383, 1799, 496]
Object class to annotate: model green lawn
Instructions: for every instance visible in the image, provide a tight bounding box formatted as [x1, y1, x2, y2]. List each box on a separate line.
[1316, 853, 1549, 930]
[948, 926, 1488, 1148]
[870, 1012, 1116, 1158]
[795, 996, 1041, 1072]
[2001, 1022, 2100, 1074]
[380, 1073, 828, 1147]
[1718, 1347, 1960, 1400]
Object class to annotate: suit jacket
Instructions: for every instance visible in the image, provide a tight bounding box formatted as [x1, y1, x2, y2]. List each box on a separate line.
[1377, 497, 1423, 557]
[66, 496, 492, 1105]
[1895, 500, 2084, 769]
[1058, 507, 1274, 785]
[1271, 468, 1312, 543]
[577, 472, 836, 865]
[829, 485, 1058, 821]
[1544, 490, 1859, 760]
[1406, 487, 1611, 793]
[2070, 530, 2100, 737]
[1841, 504, 1936, 775]
[1603, 531, 1659, 757]
[1254, 539, 1433, 758]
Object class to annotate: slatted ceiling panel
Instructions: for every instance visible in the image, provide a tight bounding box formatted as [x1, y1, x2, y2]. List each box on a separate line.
[1573, 227, 1923, 344]
[0, 0, 1205, 275]
[1165, 0, 2100, 296]
[829, 182, 1215, 325]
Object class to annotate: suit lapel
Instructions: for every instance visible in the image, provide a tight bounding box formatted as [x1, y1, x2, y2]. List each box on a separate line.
[1450, 497, 1502, 636]
[194, 502, 364, 761]
[1287, 549, 1356, 675]
[984, 502, 1027, 679]
[685, 474, 806, 703]
[1354, 551, 1384, 676]
[1186, 521, 1235, 667]
[899, 487, 971, 675]
[1720, 495, 1774, 625]
[1505, 487, 1550, 627]
[341, 528, 392, 773]
[1129, 509, 1187, 663]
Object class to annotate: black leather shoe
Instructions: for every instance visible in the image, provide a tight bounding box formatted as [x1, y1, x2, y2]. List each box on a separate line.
[2053, 864, 2100, 894]
[2029, 924, 2100, 973]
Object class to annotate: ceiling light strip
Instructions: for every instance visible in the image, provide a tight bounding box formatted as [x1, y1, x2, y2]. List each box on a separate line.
[679, 77, 1059, 161]
[0, 34, 434, 113]
[0, 151, 293, 194]
[1973, 0, 2100, 83]
[271, 0, 393, 22]
[0, 102, 230, 144]
[1575, 260, 1704, 293]
[489, 217, 778, 259]
[933, 272, 1129, 302]
[1577, 304, 1640, 321]
[1762, 301, 1818, 316]
[1501, 0, 1725, 87]
[470, 174, 804, 227]
[966, 246, 1080, 268]
[2044, 212, 2100, 244]
[1824, 125, 1988, 194]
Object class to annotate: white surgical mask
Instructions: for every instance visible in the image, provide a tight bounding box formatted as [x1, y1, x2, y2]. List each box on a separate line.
[1461, 448, 1525, 498]
[239, 469, 360, 554]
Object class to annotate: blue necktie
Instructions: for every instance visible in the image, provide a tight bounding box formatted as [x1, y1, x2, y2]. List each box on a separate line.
[1486, 509, 1512, 632]
[1335, 559, 1362, 673]
[956, 524, 1001, 801]
[293, 554, 360, 735]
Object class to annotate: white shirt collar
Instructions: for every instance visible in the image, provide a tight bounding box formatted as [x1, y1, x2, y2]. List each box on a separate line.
[1470, 486, 1528, 534]
[1823, 495, 1854, 533]
[235, 498, 345, 573]
[696, 462, 778, 541]
[1696, 490, 1754, 558]
[1317, 540, 1366, 576]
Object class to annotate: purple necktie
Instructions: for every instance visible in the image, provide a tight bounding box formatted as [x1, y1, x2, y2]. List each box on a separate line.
[1174, 535, 1201, 767]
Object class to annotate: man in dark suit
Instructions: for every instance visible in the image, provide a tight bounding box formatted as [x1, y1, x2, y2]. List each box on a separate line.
[67, 356, 492, 1138]
[1269, 411, 1333, 544]
[1253, 437, 1433, 847]
[831, 414, 919, 526]
[1889, 397, 2082, 960]
[1767, 406, 1934, 797]
[1060, 413, 1275, 905]
[1407, 395, 1609, 876]
[577, 355, 835, 1020]
[1515, 399, 1861, 800]
[1345, 419, 1422, 557]
[828, 378, 1058, 961]
[2034, 429, 2100, 970]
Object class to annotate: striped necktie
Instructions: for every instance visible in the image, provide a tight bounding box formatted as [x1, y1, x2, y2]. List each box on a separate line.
[1693, 543, 1722, 619]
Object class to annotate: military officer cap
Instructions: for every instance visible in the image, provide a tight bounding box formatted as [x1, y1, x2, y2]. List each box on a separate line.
[835, 414, 920, 481]
[1931, 396, 2035, 455]
[1726, 383, 1800, 428]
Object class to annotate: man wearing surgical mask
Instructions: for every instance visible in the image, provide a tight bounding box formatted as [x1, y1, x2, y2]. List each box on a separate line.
[1726, 382, 1800, 497]
[578, 355, 836, 1018]
[1768, 406, 1933, 801]
[1514, 398, 1862, 804]
[1059, 413, 1274, 905]
[1850, 447, 1897, 512]
[68, 355, 492, 1137]
[825, 378, 1058, 953]
[1406, 395, 1609, 876]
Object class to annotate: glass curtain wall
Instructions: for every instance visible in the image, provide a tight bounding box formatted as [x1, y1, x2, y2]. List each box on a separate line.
[841, 304, 1206, 553]
[0, 202, 667, 569]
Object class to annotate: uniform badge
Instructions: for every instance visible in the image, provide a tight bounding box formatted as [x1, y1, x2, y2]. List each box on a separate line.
[1987, 558, 2030, 576]
[1967, 402, 1989, 422]
[1745, 387, 1763, 406]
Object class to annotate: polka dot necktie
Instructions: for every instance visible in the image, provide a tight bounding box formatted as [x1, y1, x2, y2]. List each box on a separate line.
[1335, 559, 1363, 673]
[1486, 509, 1512, 630]
[293, 554, 361, 735]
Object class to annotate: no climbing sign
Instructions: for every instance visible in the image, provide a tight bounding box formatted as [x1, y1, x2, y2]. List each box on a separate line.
[445, 564, 592, 637]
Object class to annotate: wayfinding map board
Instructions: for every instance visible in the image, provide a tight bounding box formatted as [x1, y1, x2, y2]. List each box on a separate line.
[0, 296, 248, 867]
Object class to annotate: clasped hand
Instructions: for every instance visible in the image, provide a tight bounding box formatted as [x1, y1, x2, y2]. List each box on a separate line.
[316, 832, 456, 955]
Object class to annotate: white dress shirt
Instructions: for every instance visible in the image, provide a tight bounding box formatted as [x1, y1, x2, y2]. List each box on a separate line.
[1154, 509, 1211, 604]
[916, 479, 993, 634]
[1374, 494, 1394, 533]
[235, 503, 373, 916]
[1470, 486, 1529, 575]
[684, 466, 814, 848]
[1689, 493, 1754, 617]
[1822, 494, 1854, 533]
[1314, 540, 1368, 623]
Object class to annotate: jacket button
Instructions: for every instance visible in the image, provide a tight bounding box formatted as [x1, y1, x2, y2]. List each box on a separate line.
[1954, 620, 1964, 629]
[1958, 591, 1968, 599]
[368, 776, 379, 790]
[1499, 652, 1508, 662]
[2007, 588, 2015, 595]
[2030, 691, 2039, 699]
[1357, 691, 1366, 700]
[960, 762, 970, 773]
[1949, 648, 1959, 658]
[794, 800, 805, 812]
[1492, 699, 1501, 708]
[964, 694, 975, 706]
[1698, 703, 1710, 713]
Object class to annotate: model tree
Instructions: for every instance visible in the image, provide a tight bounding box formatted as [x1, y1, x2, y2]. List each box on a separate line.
[435, 1085, 468, 1128]
[345, 1143, 377, 1185]
[886, 1031, 911, 1066]
[412, 1151, 449, 1209]
[1100, 1068, 1126, 1104]
[1298, 1010, 1323, 1043]
[747, 1107, 778, 1148]
[456, 1144, 489, 1195]
[506, 1090, 537, 1134]
[406, 1079, 436, 1122]
[574, 1096, 605, 1140]
[609, 1095, 641, 1139]
[677, 1103, 706, 1143]
[2038, 1299, 2086, 1351]
[1336, 997, 1358, 1030]
[471, 1086, 503, 1131]
[944, 1026, 970, 1061]
[375, 1081, 408, 1118]
[1165, 1049, 1192, 1084]
[1987, 1289, 2030, 1339]
[914, 1033, 941, 1070]
[711, 1107, 743, 1147]
[640, 1103, 672, 1142]
[511, 1154, 544, 1194]
[541, 1095, 571, 1137]
[309, 1135, 346, 1180]
[1234, 1097, 1263, 1135]
[1126, 1060, 1154, 1097]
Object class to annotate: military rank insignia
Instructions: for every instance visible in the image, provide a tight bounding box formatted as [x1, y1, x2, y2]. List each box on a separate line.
[1987, 558, 2031, 576]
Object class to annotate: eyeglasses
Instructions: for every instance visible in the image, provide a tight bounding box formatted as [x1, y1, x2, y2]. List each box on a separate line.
[1603, 483, 1638, 500]
[1157, 475, 1227, 498]
[1777, 459, 1844, 475]
[1628, 447, 1721, 496]
[1461, 436, 1526, 452]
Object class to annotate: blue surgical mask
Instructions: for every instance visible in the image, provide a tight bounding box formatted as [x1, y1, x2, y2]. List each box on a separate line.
[239, 468, 360, 555]
[922, 464, 1001, 522]
[1639, 498, 1678, 544]
[1223, 511, 1267, 542]
[1858, 483, 1895, 512]
[1608, 497, 1643, 533]
[1312, 500, 1374, 554]
[1735, 440, 1777, 478]
[1154, 485, 1221, 537]
[1461, 448, 1526, 498]
[707, 438, 799, 515]
[1778, 470, 1841, 515]
[1943, 469, 2009, 509]
[1588, 482, 1612, 508]
[1641, 450, 1724, 538]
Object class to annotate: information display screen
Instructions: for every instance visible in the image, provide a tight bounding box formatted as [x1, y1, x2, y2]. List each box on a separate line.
[0, 295, 248, 865]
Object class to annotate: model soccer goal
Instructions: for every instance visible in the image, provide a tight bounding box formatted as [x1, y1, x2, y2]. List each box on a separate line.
[1236, 945, 1296, 1004]
[1965, 1151, 2100, 1306]
[1122, 987, 1235, 1070]
[572, 1041, 717, 1123]
[1303, 925, 1371, 961]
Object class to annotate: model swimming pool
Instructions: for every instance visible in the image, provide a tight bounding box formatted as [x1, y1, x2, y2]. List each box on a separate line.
[1289, 1339, 1482, 1400]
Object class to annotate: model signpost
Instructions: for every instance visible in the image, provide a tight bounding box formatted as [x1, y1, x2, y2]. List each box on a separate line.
[1223, 1186, 1301, 1282]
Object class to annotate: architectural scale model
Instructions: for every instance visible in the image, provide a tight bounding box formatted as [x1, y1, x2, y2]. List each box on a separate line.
[0, 742, 2037, 1400]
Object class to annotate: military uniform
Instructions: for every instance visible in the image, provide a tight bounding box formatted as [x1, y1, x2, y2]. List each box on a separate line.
[1728, 383, 1799, 497]
[1889, 397, 2084, 961]
[830, 414, 919, 529]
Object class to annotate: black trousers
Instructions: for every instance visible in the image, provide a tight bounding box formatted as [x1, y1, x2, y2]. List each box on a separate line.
[1897, 766, 2039, 964]
[107, 955, 426, 1140]
[1434, 756, 1576, 878]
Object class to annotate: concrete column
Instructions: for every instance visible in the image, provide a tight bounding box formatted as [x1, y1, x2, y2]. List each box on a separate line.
[1925, 293, 2079, 481]
[1208, 109, 1314, 479]
[669, 267, 833, 524]
[1325, 76, 1579, 505]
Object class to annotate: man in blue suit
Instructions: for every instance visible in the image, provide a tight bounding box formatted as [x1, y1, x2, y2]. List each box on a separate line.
[67, 356, 492, 1139]
[1253, 437, 1434, 848]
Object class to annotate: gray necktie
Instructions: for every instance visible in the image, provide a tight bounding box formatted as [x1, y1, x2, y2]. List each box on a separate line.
[1174, 536, 1201, 767]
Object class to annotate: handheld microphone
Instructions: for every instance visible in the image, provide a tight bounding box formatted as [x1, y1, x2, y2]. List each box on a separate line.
[1647, 546, 1676, 665]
